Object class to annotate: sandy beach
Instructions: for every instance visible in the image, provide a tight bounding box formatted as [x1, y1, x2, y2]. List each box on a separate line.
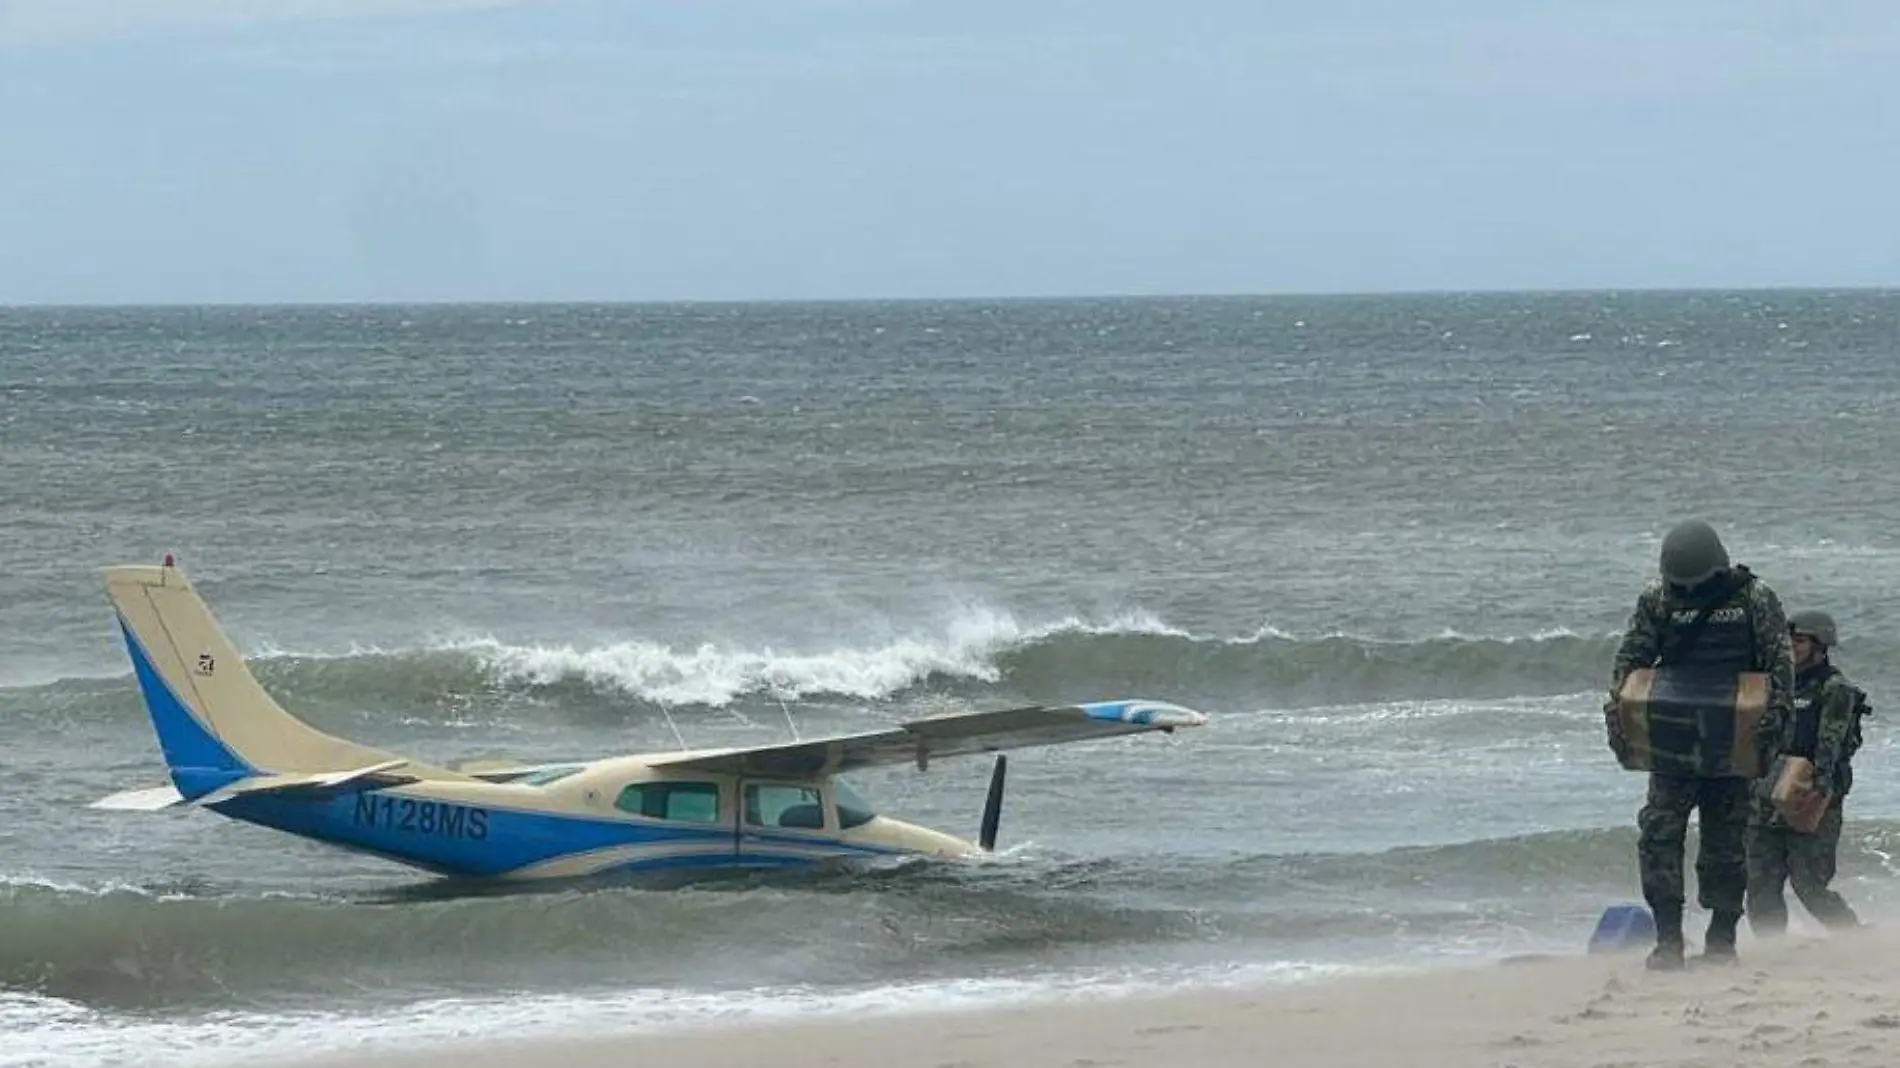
[284, 913, 1900, 1068]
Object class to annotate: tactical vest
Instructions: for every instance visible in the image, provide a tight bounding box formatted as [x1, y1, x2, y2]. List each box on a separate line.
[1656, 576, 1758, 675]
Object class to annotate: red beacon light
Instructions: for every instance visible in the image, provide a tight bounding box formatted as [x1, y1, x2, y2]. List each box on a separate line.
[162, 553, 175, 567]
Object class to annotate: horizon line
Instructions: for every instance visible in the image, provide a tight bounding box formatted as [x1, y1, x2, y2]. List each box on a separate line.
[5, 282, 1899, 312]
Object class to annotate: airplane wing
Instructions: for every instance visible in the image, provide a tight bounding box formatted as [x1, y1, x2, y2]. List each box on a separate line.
[89, 759, 423, 811]
[643, 699, 1207, 779]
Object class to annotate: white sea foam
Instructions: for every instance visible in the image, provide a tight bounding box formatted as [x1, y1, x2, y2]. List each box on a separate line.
[0, 959, 1383, 1068]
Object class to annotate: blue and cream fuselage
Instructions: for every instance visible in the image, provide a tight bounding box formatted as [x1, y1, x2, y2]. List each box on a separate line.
[208, 768, 971, 880]
[97, 558, 1204, 881]
[122, 608, 975, 879]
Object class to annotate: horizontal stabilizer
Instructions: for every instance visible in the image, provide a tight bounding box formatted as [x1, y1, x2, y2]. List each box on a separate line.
[198, 759, 422, 803]
[91, 759, 420, 812]
[646, 699, 1208, 778]
[90, 784, 188, 810]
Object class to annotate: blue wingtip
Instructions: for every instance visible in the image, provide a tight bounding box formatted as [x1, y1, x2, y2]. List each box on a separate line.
[1077, 699, 1208, 729]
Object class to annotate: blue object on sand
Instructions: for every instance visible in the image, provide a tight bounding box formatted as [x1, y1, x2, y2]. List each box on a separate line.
[1587, 904, 1656, 953]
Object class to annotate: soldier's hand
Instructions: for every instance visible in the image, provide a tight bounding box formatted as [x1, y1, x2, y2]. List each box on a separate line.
[1771, 755, 1828, 832]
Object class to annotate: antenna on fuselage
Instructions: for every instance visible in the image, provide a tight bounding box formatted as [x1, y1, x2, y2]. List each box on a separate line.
[774, 692, 802, 742]
[656, 698, 689, 750]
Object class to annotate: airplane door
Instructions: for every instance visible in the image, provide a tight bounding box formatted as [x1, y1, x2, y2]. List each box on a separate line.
[735, 779, 832, 864]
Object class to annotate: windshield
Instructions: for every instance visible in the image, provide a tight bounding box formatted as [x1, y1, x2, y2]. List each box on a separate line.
[519, 765, 584, 786]
[833, 778, 877, 829]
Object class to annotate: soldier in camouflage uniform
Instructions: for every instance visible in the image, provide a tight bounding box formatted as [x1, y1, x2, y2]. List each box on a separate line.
[1605, 519, 1794, 970]
[1746, 609, 1866, 935]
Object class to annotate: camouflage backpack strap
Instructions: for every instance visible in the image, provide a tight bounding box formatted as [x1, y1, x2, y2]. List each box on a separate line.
[1844, 682, 1872, 761]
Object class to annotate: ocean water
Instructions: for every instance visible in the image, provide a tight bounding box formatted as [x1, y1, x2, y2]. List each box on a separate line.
[4, 290, 1900, 1066]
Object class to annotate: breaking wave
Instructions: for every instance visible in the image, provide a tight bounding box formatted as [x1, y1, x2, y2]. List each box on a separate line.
[5, 608, 1644, 718]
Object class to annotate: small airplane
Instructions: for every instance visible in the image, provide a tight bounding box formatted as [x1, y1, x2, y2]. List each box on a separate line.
[89, 556, 1209, 881]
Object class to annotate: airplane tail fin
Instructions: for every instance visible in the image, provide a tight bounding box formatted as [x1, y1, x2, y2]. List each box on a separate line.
[103, 556, 464, 801]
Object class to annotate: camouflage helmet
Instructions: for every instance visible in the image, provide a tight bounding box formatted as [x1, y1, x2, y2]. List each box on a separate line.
[1789, 609, 1839, 649]
[1658, 519, 1730, 586]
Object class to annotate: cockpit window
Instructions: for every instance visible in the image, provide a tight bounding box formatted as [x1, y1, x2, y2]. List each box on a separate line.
[744, 783, 825, 829]
[616, 781, 721, 823]
[833, 778, 877, 829]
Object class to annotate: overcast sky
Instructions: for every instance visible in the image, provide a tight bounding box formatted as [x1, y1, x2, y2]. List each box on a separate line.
[1, 0, 1895, 304]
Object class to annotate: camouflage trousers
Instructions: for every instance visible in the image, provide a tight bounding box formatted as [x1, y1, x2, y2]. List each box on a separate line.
[1746, 803, 1860, 935]
[1638, 773, 1750, 915]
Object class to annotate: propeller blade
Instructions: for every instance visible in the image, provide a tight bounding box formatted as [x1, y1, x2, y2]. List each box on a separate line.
[978, 753, 1007, 851]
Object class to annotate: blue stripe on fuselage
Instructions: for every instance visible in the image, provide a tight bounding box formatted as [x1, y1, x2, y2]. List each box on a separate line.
[117, 616, 254, 799]
[212, 791, 900, 878]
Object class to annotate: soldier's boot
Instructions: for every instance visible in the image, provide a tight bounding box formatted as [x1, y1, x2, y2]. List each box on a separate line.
[1646, 901, 1685, 971]
[1699, 909, 1741, 964]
